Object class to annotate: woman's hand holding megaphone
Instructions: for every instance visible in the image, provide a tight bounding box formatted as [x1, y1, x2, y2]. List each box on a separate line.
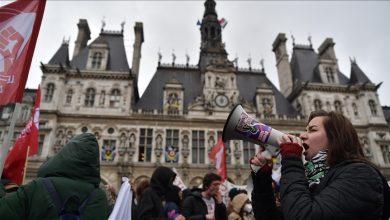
[250, 149, 273, 174]
[278, 134, 304, 158]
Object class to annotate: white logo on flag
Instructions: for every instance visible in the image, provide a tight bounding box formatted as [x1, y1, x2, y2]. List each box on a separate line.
[0, 12, 35, 93]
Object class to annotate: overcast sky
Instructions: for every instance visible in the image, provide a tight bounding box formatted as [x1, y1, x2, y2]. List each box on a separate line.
[4, 1, 390, 106]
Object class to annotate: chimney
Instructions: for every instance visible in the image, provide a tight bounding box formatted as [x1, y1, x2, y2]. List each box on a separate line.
[318, 38, 336, 60]
[131, 22, 144, 81]
[272, 33, 293, 97]
[72, 19, 91, 59]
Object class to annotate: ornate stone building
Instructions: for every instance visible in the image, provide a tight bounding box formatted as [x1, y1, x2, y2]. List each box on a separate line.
[1, 0, 389, 190]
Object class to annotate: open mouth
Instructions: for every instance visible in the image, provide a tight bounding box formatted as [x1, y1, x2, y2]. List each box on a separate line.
[302, 143, 309, 150]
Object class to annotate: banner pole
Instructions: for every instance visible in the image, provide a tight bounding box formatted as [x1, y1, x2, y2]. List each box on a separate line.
[0, 103, 21, 177]
[22, 146, 30, 184]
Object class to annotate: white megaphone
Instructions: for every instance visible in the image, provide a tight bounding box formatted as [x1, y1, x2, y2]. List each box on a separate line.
[222, 104, 285, 148]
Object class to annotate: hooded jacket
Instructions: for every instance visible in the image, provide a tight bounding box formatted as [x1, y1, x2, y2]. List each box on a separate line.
[228, 193, 253, 220]
[137, 166, 176, 220]
[0, 133, 108, 219]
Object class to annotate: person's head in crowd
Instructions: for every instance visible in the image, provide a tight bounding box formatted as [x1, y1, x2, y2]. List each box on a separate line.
[202, 173, 222, 197]
[300, 110, 365, 166]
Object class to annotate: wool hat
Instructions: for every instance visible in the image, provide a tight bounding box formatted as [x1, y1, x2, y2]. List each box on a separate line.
[228, 187, 240, 200]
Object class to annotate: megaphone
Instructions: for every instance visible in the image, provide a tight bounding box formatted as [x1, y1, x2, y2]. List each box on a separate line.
[222, 104, 285, 148]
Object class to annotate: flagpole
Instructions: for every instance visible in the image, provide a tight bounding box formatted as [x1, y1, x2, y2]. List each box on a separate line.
[0, 103, 21, 177]
[22, 146, 30, 184]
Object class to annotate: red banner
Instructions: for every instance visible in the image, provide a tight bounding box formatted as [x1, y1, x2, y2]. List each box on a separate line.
[0, 0, 46, 106]
[208, 139, 227, 181]
[3, 86, 41, 184]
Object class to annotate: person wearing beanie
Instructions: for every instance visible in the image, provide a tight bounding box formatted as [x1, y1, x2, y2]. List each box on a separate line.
[250, 110, 389, 220]
[228, 193, 254, 220]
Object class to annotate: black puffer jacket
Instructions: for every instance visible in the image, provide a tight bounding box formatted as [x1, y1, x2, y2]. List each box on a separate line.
[280, 157, 384, 220]
[182, 190, 227, 220]
[137, 166, 176, 220]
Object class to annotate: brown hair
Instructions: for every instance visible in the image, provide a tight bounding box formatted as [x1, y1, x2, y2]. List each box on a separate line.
[202, 173, 221, 191]
[308, 110, 366, 167]
[135, 178, 150, 202]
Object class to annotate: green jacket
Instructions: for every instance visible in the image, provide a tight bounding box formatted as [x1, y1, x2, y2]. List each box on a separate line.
[0, 133, 108, 219]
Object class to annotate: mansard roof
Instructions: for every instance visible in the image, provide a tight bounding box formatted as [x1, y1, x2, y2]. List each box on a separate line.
[48, 42, 70, 66]
[235, 71, 299, 116]
[135, 64, 299, 116]
[70, 31, 130, 71]
[290, 45, 349, 86]
[134, 65, 201, 110]
[350, 61, 372, 84]
[290, 46, 318, 83]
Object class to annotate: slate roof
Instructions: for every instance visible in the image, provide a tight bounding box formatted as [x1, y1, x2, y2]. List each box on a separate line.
[290, 45, 352, 87]
[236, 71, 299, 116]
[69, 31, 130, 72]
[135, 66, 201, 110]
[48, 42, 70, 66]
[136, 65, 299, 116]
[350, 62, 372, 84]
[382, 106, 390, 123]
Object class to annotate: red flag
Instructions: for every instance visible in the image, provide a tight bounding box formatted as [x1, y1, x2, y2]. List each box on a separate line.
[3, 86, 41, 184]
[0, 0, 46, 106]
[208, 139, 227, 181]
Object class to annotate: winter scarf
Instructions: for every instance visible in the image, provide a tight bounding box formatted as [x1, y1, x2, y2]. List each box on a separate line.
[304, 150, 329, 188]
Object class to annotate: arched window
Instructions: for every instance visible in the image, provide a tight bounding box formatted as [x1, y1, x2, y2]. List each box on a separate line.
[45, 83, 55, 102]
[84, 88, 95, 107]
[109, 89, 121, 107]
[325, 67, 335, 83]
[65, 89, 73, 104]
[334, 100, 343, 113]
[91, 52, 103, 69]
[369, 100, 377, 116]
[314, 99, 322, 111]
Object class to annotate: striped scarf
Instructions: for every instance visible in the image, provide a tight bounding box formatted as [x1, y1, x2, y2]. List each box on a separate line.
[304, 150, 329, 188]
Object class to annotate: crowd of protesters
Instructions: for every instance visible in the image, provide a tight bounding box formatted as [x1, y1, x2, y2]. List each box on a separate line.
[1, 110, 390, 219]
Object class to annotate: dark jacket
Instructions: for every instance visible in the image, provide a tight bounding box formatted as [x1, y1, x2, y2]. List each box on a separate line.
[0, 133, 108, 219]
[251, 170, 282, 220]
[182, 190, 228, 220]
[137, 166, 176, 220]
[280, 157, 384, 220]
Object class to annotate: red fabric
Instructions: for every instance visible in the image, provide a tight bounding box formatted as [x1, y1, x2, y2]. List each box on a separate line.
[280, 142, 303, 158]
[260, 159, 273, 173]
[0, 0, 46, 105]
[208, 139, 227, 181]
[3, 86, 41, 184]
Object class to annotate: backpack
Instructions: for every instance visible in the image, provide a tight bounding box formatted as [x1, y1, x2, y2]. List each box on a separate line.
[42, 178, 98, 220]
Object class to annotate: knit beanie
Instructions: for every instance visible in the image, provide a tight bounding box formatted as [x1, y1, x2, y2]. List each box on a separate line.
[228, 187, 240, 200]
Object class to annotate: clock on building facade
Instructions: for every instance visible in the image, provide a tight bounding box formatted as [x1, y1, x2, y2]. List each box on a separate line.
[215, 94, 229, 107]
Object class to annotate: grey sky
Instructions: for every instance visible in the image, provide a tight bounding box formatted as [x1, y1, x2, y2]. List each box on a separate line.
[5, 1, 390, 105]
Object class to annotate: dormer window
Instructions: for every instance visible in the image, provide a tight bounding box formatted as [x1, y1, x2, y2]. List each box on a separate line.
[166, 93, 180, 115]
[325, 67, 335, 83]
[91, 52, 102, 69]
[262, 98, 273, 115]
